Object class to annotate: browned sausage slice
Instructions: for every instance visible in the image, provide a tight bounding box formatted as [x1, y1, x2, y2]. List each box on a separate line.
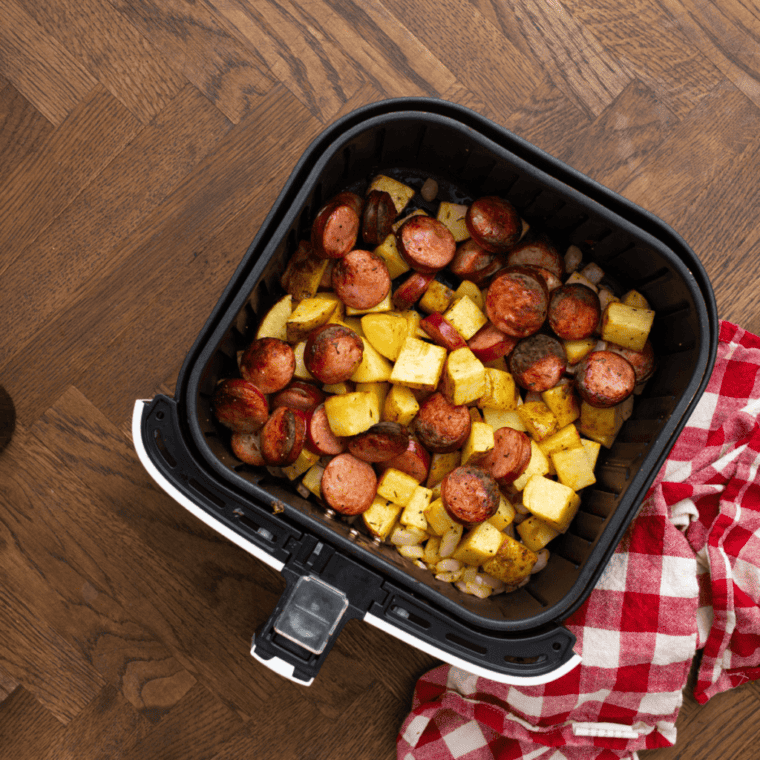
[362, 189, 397, 247]
[575, 350, 636, 408]
[239, 337, 295, 394]
[466, 196, 522, 253]
[306, 403, 347, 456]
[607, 340, 656, 384]
[376, 437, 431, 483]
[212, 378, 269, 433]
[347, 422, 410, 462]
[441, 465, 501, 527]
[320, 453, 377, 514]
[230, 432, 265, 466]
[304, 324, 364, 385]
[392, 272, 435, 310]
[509, 334, 567, 392]
[548, 284, 601, 340]
[467, 322, 518, 363]
[413, 392, 471, 453]
[485, 267, 549, 338]
[397, 216, 456, 273]
[477, 427, 532, 486]
[449, 239, 505, 285]
[506, 234, 563, 279]
[311, 196, 361, 259]
[270, 381, 326, 413]
[331, 249, 391, 310]
[260, 406, 307, 466]
[420, 313, 467, 351]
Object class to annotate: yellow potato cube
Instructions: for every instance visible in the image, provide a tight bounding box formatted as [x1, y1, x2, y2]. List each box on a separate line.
[374, 233, 411, 279]
[462, 421, 495, 465]
[621, 289, 650, 309]
[522, 475, 579, 532]
[538, 424, 584, 459]
[346, 291, 393, 316]
[363, 497, 403, 541]
[292, 341, 314, 380]
[368, 175, 415, 214]
[355, 382, 389, 422]
[481, 534, 537, 585]
[419, 281, 455, 314]
[285, 297, 339, 343]
[581, 438, 602, 469]
[452, 280, 485, 311]
[301, 464, 324, 498]
[382, 384, 420, 426]
[452, 522, 504, 566]
[563, 338, 598, 365]
[323, 392, 378, 436]
[377, 468, 420, 506]
[424, 497, 460, 536]
[321, 381, 353, 395]
[601, 302, 655, 351]
[283, 447, 320, 480]
[426, 452, 461, 488]
[443, 296, 488, 341]
[350, 338, 394, 383]
[442, 347, 486, 406]
[512, 440, 551, 491]
[361, 313, 409, 361]
[400, 486, 433, 531]
[541, 384, 581, 428]
[517, 401, 559, 441]
[578, 401, 623, 438]
[482, 407, 528, 432]
[280, 241, 329, 301]
[400, 309, 422, 339]
[390, 337, 447, 391]
[552, 447, 596, 491]
[255, 294, 293, 342]
[516, 515, 560, 552]
[488, 495, 516, 531]
[478, 368, 519, 411]
[436, 201, 470, 242]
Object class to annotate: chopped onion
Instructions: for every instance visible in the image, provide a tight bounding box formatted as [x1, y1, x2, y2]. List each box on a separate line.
[439, 527, 462, 558]
[391, 527, 426, 546]
[462, 565, 479, 583]
[435, 570, 464, 583]
[532, 549, 550, 574]
[564, 245, 583, 273]
[435, 558, 462, 573]
[580, 262, 605, 284]
[476, 573, 505, 592]
[398, 544, 425, 559]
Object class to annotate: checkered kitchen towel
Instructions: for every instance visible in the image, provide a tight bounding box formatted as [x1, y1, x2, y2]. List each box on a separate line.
[397, 321, 760, 759]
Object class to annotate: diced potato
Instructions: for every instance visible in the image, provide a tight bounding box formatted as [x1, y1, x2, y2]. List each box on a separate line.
[478, 368, 518, 411]
[563, 338, 597, 365]
[482, 406, 528, 432]
[390, 337, 447, 391]
[443, 296, 488, 340]
[581, 438, 602, 469]
[346, 291, 393, 316]
[437, 201, 470, 242]
[512, 440, 551, 491]
[400, 310, 422, 339]
[578, 401, 623, 438]
[426, 451, 461, 488]
[255, 294, 293, 342]
[425, 497, 460, 535]
[452, 522, 504, 566]
[400, 486, 433, 531]
[361, 313, 409, 361]
[461, 421, 495, 465]
[340, 316, 364, 335]
[350, 337, 394, 383]
[280, 241, 329, 300]
[522, 475, 579, 532]
[517, 401, 559, 441]
[488, 495, 516, 531]
[516, 515, 559, 552]
[285, 297, 339, 343]
[538, 424, 584, 459]
[382, 384, 420, 426]
[363, 497, 403, 540]
[419, 281, 455, 314]
[552, 447, 596, 491]
[481, 534, 538, 585]
[368, 174, 415, 214]
[374, 233, 411, 279]
[377, 468, 420, 507]
[442, 347, 486, 406]
[601, 302, 655, 352]
[622, 289, 650, 309]
[355, 382, 389, 422]
[301, 464, 324, 498]
[323, 391, 378, 436]
[452, 280, 484, 311]
[321, 381, 353, 395]
[282, 447, 320, 480]
[541, 384, 580, 428]
[292, 341, 314, 380]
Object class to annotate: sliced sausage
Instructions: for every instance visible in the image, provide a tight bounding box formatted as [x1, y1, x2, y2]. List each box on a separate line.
[320, 453, 377, 515]
[413, 392, 471, 454]
[376, 437, 431, 483]
[477, 427, 532, 486]
[441, 465, 501, 527]
[506, 234, 563, 279]
[212, 378, 269, 433]
[397, 216, 457, 273]
[230, 432, 265, 466]
[347, 422, 410, 463]
[270, 381, 326, 413]
[306, 403, 347, 456]
[392, 271, 435, 310]
[466, 196, 522, 253]
[449, 239, 505, 285]
[529, 266, 562, 292]
[362, 189, 397, 247]
[608, 340, 656, 384]
[260, 406, 307, 466]
[239, 337, 295, 394]
[548, 284, 602, 340]
[509, 334, 568, 392]
[485, 266, 549, 338]
[575, 350, 636, 408]
[331, 249, 391, 310]
[420, 312, 467, 351]
[304, 324, 364, 385]
[311, 195, 361, 259]
[467, 322, 518, 363]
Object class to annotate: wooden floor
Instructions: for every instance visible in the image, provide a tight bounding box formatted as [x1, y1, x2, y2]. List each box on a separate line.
[2, 0, 760, 758]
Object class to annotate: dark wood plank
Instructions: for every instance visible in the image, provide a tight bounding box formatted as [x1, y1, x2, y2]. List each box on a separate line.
[0, 669, 19, 703]
[0, 687, 66, 758]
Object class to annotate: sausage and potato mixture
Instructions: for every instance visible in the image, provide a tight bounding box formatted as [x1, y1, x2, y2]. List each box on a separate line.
[212, 175, 657, 599]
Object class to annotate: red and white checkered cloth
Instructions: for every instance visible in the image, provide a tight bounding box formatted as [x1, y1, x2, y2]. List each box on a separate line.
[397, 321, 760, 760]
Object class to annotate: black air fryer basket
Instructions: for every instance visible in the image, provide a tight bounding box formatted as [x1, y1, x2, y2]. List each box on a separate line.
[134, 98, 718, 686]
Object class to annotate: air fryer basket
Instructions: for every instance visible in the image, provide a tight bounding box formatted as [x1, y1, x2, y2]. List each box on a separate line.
[135, 98, 717, 685]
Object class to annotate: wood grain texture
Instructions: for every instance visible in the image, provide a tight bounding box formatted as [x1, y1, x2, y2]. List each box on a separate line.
[2, 1, 760, 758]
